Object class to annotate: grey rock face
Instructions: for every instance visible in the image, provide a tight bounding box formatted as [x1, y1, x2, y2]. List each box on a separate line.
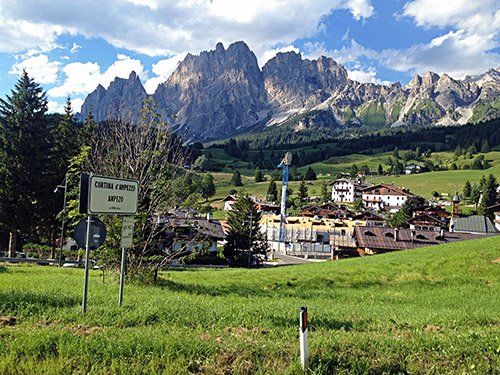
[79, 71, 147, 121]
[78, 42, 500, 142]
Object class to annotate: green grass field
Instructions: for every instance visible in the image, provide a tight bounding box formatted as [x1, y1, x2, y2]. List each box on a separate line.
[2, 236, 500, 374]
[205, 150, 500, 213]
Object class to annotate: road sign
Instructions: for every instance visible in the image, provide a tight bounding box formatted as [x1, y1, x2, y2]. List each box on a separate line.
[88, 174, 138, 215]
[121, 216, 134, 248]
[75, 217, 107, 250]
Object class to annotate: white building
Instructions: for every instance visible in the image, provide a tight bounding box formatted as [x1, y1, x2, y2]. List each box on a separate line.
[361, 183, 425, 212]
[331, 178, 372, 203]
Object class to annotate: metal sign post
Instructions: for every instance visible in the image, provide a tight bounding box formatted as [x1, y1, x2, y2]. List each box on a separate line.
[82, 215, 93, 313]
[79, 173, 138, 314]
[300, 306, 309, 369]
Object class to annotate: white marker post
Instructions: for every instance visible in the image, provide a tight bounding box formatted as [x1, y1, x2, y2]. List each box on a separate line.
[300, 306, 309, 369]
[119, 216, 134, 307]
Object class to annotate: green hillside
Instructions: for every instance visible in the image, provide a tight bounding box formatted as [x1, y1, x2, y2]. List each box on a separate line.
[1, 236, 500, 374]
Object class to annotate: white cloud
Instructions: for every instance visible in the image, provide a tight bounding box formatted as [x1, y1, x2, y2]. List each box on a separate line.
[378, 30, 500, 79]
[48, 55, 146, 98]
[0, 0, 374, 60]
[48, 100, 65, 113]
[71, 97, 84, 113]
[344, 0, 374, 21]
[402, 0, 495, 31]
[10, 54, 60, 84]
[70, 43, 81, 53]
[144, 53, 187, 94]
[0, 15, 65, 53]
[347, 67, 390, 85]
[259, 45, 300, 67]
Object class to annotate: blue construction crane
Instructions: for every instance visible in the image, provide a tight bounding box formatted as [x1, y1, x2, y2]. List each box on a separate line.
[277, 152, 292, 243]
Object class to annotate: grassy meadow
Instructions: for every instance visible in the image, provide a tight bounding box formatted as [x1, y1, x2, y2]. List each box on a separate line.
[2, 236, 500, 374]
[204, 150, 500, 213]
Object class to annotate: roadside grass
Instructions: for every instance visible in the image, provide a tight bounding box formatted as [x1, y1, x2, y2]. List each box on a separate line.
[1, 236, 500, 374]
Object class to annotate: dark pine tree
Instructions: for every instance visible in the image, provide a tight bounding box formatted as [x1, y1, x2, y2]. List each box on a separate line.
[231, 169, 243, 186]
[0, 70, 53, 256]
[224, 195, 267, 265]
[266, 179, 278, 202]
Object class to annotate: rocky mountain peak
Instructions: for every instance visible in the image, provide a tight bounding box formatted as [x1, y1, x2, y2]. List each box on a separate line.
[78, 41, 500, 142]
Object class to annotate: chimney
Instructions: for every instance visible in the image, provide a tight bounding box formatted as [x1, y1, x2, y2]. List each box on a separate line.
[206, 212, 213, 222]
[394, 228, 399, 241]
[440, 228, 445, 238]
[411, 230, 416, 242]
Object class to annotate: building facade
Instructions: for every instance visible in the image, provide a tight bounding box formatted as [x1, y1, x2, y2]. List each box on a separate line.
[331, 178, 372, 203]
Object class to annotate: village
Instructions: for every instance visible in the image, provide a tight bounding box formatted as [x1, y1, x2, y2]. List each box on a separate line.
[150, 178, 500, 265]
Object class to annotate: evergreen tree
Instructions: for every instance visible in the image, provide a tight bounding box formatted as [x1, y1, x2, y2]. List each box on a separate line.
[298, 177, 308, 202]
[266, 179, 278, 202]
[388, 200, 412, 228]
[463, 180, 472, 198]
[478, 174, 498, 219]
[392, 146, 400, 159]
[0, 70, 53, 256]
[481, 139, 490, 153]
[320, 180, 330, 203]
[415, 146, 422, 159]
[254, 167, 264, 183]
[231, 169, 243, 186]
[304, 166, 317, 180]
[354, 197, 364, 212]
[350, 163, 358, 177]
[193, 155, 209, 171]
[224, 194, 267, 264]
[200, 172, 216, 201]
[378, 164, 384, 175]
[394, 160, 405, 175]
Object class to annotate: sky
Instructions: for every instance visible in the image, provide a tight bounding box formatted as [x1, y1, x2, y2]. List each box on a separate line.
[0, 0, 499, 113]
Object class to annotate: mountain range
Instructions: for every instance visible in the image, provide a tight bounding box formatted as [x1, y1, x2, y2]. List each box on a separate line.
[79, 41, 500, 143]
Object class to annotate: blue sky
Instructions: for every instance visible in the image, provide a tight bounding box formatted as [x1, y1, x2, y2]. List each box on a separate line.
[0, 0, 499, 113]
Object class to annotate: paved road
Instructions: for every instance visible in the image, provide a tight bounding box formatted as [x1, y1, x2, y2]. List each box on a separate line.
[268, 252, 322, 266]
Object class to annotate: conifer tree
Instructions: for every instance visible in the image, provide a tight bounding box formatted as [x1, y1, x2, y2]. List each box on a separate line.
[0, 70, 52, 256]
[200, 172, 216, 201]
[305, 166, 317, 180]
[254, 167, 263, 183]
[224, 194, 267, 264]
[320, 180, 329, 203]
[298, 177, 308, 202]
[266, 179, 278, 202]
[231, 169, 243, 186]
[478, 174, 498, 219]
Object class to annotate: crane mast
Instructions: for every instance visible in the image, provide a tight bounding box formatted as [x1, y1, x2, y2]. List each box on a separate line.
[277, 152, 292, 243]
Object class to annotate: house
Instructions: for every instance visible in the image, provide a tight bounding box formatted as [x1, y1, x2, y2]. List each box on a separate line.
[360, 183, 425, 212]
[352, 211, 386, 226]
[223, 194, 279, 214]
[153, 213, 225, 255]
[223, 194, 238, 211]
[407, 214, 447, 231]
[351, 226, 497, 255]
[331, 178, 372, 203]
[301, 203, 351, 219]
[260, 215, 361, 255]
[405, 163, 428, 174]
[252, 198, 280, 214]
[450, 215, 499, 234]
[412, 205, 448, 219]
[487, 203, 500, 231]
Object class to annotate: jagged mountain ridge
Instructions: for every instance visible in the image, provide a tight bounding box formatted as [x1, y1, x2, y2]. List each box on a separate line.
[79, 41, 500, 142]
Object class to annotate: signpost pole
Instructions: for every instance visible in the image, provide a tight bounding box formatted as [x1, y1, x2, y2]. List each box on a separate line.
[82, 215, 93, 314]
[119, 246, 126, 307]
